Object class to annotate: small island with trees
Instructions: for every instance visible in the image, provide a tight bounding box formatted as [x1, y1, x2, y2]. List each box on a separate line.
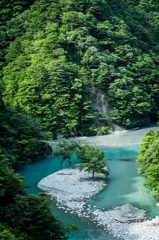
[38, 139, 109, 215]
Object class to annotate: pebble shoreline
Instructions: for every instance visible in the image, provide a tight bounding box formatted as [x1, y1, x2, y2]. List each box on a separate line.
[38, 166, 159, 240]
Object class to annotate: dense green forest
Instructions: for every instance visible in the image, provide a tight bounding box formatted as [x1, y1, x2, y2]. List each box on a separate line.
[0, 99, 51, 166]
[1, 0, 159, 138]
[137, 129, 159, 198]
[1, 0, 159, 238]
[0, 83, 77, 238]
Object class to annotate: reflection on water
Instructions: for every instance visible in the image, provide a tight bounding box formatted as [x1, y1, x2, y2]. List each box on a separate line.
[17, 124, 159, 240]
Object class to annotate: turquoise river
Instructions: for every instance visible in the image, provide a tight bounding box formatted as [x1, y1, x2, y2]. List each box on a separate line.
[17, 124, 159, 240]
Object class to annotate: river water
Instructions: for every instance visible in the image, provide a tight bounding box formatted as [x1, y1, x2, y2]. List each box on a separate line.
[17, 124, 159, 240]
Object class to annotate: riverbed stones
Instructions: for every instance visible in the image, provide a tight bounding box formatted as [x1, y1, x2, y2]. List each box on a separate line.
[92, 204, 159, 240]
[38, 166, 159, 240]
[156, 202, 159, 207]
[37, 165, 107, 216]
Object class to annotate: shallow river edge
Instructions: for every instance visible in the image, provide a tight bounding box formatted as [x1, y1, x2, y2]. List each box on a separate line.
[38, 166, 159, 240]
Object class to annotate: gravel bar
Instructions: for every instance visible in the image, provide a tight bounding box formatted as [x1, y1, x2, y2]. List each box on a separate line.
[37, 166, 159, 240]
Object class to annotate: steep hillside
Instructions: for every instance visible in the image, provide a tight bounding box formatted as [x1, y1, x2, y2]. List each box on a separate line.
[0, 81, 77, 239]
[1, 0, 159, 138]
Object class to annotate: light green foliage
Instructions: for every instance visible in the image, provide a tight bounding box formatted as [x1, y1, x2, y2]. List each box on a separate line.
[2, 0, 159, 135]
[75, 144, 92, 163]
[53, 138, 80, 167]
[137, 129, 159, 197]
[1, 0, 99, 138]
[101, 126, 109, 135]
[76, 145, 109, 179]
[0, 229, 16, 240]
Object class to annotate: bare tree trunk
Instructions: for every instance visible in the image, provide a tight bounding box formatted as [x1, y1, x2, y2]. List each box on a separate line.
[69, 159, 72, 169]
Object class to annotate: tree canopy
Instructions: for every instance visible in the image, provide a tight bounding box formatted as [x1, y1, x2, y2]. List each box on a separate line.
[137, 129, 159, 197]
[1, 0, 159, 138]
[76, 144, 109, 179]
[53, 138, 80, 167]
[0, 87, 78, 239]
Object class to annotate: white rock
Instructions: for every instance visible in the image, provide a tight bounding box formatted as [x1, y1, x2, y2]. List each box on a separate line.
[37, 166, 159, 240]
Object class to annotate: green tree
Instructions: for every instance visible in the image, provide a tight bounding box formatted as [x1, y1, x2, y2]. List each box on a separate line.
[137, 129, 159, 197]
[76, 145, 109, 179]
[0, 104, 51, 166]
[0, 88, 78, 239]
[2, 0, 159, 135]
[53, 138, 80, 168]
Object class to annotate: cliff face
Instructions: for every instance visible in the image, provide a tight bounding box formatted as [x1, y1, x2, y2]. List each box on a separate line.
[91, 87, 110, 120]
[90, 87, 125, 133]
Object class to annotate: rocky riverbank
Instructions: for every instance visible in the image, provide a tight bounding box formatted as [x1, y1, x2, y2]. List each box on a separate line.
[38, 166, 159, 240]
[38, 165, 107, 215]
[92, 203, 159, 240]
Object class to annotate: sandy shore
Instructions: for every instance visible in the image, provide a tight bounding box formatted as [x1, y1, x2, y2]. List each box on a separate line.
[38, 166, 159, 240]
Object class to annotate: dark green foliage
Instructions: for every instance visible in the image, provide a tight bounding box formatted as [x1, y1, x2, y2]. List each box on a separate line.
[0, 0, 35, 75]
[0, 91, 78, 239]
[0, 230, 16, 240]
[53, 138, 80, 167]
[76, 144, 109, 179]
[0, 104, 51, 166]
[1, 0, 159, 135]
[2, 0, 159, 136]
[0, 80, 51, 167]
[0, 151, 78, 239]
[137, 129, 159, 197]
[0, 0, 35, 24]
[75, 144, 92, 163]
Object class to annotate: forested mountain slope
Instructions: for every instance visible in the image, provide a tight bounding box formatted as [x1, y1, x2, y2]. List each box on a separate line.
[1, 0, 159, 138]
[0, 81, 77, 239]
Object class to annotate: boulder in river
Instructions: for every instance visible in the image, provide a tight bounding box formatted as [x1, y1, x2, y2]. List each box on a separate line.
[156, 202, 159, 207]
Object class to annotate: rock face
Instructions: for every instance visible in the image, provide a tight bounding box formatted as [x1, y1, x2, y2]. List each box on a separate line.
[90, 87, 125, 133]
[110, 123, 126, 132]
[91, 88, 110, 119]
